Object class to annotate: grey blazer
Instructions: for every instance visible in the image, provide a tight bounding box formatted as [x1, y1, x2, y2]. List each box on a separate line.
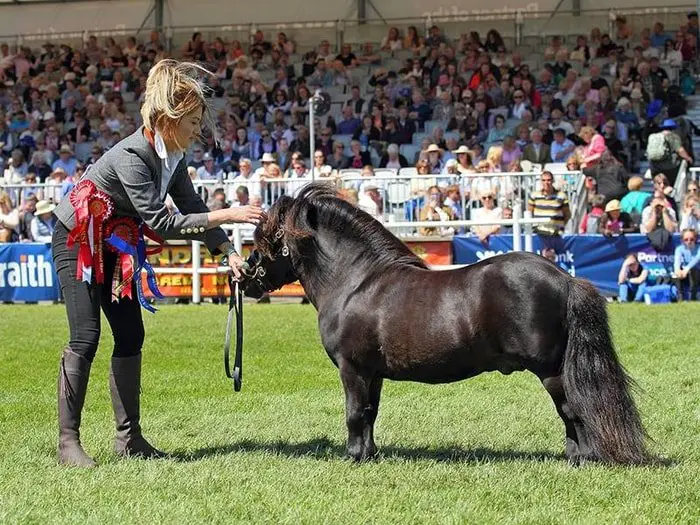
[54, 126, 228, 254]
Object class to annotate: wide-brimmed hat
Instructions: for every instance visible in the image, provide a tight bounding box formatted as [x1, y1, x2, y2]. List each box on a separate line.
[660, 118, 678, 130]
[605, 199, 621, 213]
[426, 143, 443, 154]
[452, 145, 471, 155]
[261, 152, 275, 163]
[35, 200, 56, 216]
[59, 144, 73, 154]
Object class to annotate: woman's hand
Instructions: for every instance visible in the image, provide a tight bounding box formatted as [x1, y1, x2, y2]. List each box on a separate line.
[227, 252, 248, 281]
[225, 205, 265, 224]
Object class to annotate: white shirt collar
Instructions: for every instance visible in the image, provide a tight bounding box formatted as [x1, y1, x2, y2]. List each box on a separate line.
[153, 130, 183, 171]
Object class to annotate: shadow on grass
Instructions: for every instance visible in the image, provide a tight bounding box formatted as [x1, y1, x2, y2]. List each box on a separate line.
[170, 437, 567, 464]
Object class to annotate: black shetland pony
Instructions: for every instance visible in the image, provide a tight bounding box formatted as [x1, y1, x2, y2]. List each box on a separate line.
[243, 183, 650, 465]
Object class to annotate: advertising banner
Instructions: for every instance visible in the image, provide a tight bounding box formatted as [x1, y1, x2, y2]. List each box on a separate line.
[0, 243, 61, 302]
[452, 234, 681, 295]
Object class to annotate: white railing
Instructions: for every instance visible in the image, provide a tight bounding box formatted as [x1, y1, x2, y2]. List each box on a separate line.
[162, 214, 551, 303]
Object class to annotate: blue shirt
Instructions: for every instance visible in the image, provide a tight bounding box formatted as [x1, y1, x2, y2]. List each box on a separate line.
[337, 118, 361, 136]
[550, 139, 575, 162]
[52, 158, 78, 177]
[674, 243, 700, 273]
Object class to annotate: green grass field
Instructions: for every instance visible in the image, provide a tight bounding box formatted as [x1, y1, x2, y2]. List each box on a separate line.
[0, 302, 698, 524]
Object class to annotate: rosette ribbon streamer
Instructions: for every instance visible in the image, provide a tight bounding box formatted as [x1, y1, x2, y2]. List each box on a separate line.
[105, 218, 165, 313]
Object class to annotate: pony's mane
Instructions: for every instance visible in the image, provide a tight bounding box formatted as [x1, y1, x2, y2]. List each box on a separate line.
[283, 183, 428, 270]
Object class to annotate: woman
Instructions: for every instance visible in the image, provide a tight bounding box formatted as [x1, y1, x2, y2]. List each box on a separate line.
[0, 191, 19, 242]
[51, 60, 264, 468]
[31, 199, 57, 242]
[381, 27, 403, 51]
[579, 125, 607, 169]
[419, 185, 455, 236]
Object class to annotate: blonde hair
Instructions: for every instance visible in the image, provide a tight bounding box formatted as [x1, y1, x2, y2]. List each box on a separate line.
[140, 59, 217, 150]
[486, 146, 503, 166]
[0, 191, 14, 210]
[579, 126, 596, 139]
[628, 176, 643, 191]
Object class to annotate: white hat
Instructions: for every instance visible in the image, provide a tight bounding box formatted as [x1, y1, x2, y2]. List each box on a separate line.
[320, 165, 333, 175]
[261, 152, 275, 163]
[361, 180, 380, 192]
[426, 143, 443, 154]
[452, 145, 471, 155]
[43, 111, 55, 121]
[35, 200, 56, 216]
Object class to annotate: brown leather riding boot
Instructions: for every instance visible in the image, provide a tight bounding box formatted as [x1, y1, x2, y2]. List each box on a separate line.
[109, 354, 166, 459]
[57, 348, 97, 468]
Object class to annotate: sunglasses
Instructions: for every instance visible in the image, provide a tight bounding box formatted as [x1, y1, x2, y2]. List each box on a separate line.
[482, 196, 494, 200]
[683, 237, 695, 242]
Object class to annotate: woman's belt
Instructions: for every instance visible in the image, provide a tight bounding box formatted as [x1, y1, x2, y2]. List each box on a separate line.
[66, 179, 165, 313]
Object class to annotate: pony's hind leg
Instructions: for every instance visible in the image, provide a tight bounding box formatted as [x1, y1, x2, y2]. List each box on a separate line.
[339, 361, 371, 462]
[541, 375, 593, 463]
[362, 377, 383, 459]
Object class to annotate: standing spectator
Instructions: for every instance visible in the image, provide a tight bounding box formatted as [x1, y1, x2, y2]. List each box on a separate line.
[618, 253, 649, 303]
[673, 229, 700, 301]
[528, 170, 571, 232]
[646, 119, 693, 186]
[30, 200, 56, 243]
[620, 176, 650, 221]
[579, 126, 607, 169]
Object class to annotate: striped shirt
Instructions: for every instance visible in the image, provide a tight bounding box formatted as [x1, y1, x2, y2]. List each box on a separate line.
[528, 191, 569, 228]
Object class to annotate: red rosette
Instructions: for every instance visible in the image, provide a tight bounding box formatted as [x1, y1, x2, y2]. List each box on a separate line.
[104, 217, 139, 253]
[69, 179, 97, 224]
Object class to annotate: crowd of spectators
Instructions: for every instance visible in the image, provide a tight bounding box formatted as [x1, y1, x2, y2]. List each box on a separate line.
[1, 14, 699, 299]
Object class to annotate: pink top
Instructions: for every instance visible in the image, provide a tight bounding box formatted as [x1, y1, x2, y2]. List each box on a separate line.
[582, 134, 606, 167]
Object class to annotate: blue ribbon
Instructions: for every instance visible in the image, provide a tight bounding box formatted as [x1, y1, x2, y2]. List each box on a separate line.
[106, 227, 164, 314]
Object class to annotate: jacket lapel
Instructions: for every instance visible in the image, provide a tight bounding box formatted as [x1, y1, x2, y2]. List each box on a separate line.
[141, 126, 163, 194]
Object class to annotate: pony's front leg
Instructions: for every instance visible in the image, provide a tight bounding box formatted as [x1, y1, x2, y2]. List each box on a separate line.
[339, 361, 370, 462]
[362, 377, 383, 459]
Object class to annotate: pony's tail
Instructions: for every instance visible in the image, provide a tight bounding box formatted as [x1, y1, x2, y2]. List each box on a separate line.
[563, 279, 650, 465]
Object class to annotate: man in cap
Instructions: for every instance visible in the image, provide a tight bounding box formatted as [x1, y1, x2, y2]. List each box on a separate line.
[196, 152, 224, 181]
[52, 145, 78, 177]
[646, 118, 693, 186]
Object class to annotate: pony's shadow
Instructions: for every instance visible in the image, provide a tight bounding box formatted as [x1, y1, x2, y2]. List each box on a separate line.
[171, 436, 567, 464]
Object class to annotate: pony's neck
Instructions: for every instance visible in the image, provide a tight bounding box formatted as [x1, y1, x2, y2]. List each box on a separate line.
[293, 228, 367, 310]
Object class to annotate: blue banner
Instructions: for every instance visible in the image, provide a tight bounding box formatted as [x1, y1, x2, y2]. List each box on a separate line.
[452, 234, 682, 296]
[0, 243, 61, 301]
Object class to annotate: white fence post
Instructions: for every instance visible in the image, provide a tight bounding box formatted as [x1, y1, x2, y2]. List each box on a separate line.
[524, 209, 534, 253]
[191, 240, 201, 304]
[512, 202, 522, 252]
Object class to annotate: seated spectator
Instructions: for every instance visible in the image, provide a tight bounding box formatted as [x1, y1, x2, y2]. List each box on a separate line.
[680, 193, 699, 234]
[641, 191, 678, 253]
[642, 174, 679, 216]
[311, 150, 332, 178]
[0, 190, 19, 242]
[357, 180, 383, 222]
[521, 129, 551, 166]
[673, 229, 700, 301]
[579, 194, 606, 233]
[500, 136, 521, 168]
[337, 106, 362, 136]
[471, 190, 502, 243]
[30, 200, 56, 243]
[618, 253, 649, 303]
[598, 199, 637, 236]
[347, 140, 372, 169]
[379, 144, 408, 170]
[196, 153, 224, 181]
[485, 115, 509, 147]
[528, 170, 570, 232]
[419, 185, 455, 236]
[550, 128, 576, 162]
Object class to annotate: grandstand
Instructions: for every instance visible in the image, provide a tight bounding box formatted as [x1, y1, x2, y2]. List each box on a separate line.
[1, 0, 699, 286]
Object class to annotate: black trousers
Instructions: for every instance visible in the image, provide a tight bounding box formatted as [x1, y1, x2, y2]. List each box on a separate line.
[675, 268, 700, 301]
[52, 219, 145, 362]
